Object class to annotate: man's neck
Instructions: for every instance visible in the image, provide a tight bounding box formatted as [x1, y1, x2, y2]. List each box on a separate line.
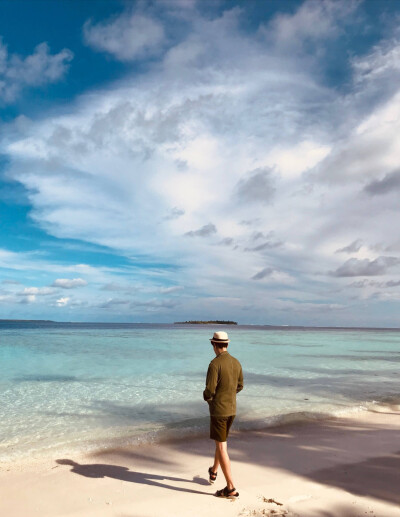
[216, 348, 227, 356]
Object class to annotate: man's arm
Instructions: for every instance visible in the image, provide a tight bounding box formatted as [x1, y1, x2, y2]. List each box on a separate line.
[236, 366, 243, 393]
[203, 363, 218, 402]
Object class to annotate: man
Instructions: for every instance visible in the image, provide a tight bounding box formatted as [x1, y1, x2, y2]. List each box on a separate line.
[203, 331, 243, 499]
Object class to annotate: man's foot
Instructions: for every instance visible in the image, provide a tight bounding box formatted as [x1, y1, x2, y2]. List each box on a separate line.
[208, 466, 217, 484]
[215, 486, 239, 499]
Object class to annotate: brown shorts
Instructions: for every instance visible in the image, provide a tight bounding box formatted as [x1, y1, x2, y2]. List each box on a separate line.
[210, 415, 235, 442]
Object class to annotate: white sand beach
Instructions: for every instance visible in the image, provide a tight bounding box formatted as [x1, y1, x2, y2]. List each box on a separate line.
[1, 406, 400, 517]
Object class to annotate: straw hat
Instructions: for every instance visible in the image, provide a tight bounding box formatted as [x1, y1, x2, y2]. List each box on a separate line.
[210, 331, 230, 343]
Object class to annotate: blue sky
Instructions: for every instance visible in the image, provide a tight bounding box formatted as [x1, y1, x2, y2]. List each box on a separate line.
[1, 0, 400, 325]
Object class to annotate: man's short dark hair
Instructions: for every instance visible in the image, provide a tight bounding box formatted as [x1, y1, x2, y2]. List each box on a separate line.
[212, 340, 228, 349]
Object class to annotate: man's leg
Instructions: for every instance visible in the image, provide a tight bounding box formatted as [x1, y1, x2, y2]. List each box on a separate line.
[212, 442, 220, 473]
[214, 440, 235, 490]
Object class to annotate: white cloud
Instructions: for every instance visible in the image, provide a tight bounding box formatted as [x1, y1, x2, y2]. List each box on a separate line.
[22, 294, 36, 304]
[0, 38, 73, 103]
[265, 0, 359, 48]
[52, 278, 88, 289]
[265, 141, 331, 179]
[56, 297, 70, 307]
[83, 11, 165, 61]
[352, 39, 400, 84]
[22, 287, 56, 296]
[5, 4, 336, 267]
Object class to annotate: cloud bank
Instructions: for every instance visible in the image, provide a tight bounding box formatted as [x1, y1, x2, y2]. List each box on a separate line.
[2, 0, 400, 325]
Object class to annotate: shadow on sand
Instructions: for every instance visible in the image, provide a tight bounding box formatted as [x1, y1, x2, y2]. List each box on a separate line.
[56, 459, 211, 496]
[163, 413, 400, 508]
[230, 416, 400, 508]
[57, 409, 400, 511]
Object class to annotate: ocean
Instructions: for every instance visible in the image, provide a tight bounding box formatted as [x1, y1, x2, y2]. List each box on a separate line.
[1, 322, 399, 463]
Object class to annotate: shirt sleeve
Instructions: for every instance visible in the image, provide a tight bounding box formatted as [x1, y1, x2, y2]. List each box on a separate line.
[236, 366, 243, 393]
[203, 362, 218, 402]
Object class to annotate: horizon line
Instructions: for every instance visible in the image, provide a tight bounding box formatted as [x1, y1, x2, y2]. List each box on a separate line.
[1, 319, 400, 331]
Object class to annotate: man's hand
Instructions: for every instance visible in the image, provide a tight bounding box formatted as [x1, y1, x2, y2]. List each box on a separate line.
[203, 389, 213, 402]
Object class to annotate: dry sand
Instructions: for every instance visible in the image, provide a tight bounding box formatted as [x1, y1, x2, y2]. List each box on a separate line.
[1, 406, 400, 517]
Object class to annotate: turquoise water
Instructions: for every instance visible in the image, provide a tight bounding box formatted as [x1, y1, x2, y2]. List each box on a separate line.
[1, 322, 400, 462]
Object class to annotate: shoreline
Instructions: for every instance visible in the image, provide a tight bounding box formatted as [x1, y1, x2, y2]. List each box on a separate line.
[0, 400, 383, 468]
[2, 405, 400, 516]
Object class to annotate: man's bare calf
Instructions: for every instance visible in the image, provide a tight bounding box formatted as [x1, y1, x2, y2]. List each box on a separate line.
[212, 440, 235, 490]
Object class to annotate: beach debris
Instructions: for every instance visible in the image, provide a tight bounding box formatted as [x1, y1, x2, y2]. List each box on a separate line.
[262, 497, 283, 506]
[240, 498, 289, 516]
[239, 508, 289, 516]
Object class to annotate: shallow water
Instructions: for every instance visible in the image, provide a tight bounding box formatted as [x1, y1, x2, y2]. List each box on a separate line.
[1, 322, 399, 462]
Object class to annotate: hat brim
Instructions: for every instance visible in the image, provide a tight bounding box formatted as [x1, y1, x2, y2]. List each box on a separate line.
[210, 338, 230, 343]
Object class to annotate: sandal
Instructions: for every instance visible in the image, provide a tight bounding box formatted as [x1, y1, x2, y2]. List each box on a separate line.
[208, 466, 217, 484]
[215, 486, 239, 499]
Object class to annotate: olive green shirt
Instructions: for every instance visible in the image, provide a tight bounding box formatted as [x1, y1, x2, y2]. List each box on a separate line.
[203, 351, 243, 417]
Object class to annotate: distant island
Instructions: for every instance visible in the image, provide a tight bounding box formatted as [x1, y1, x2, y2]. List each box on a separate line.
[174, 320, 238, 325]
[0, 319, 54, 323]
